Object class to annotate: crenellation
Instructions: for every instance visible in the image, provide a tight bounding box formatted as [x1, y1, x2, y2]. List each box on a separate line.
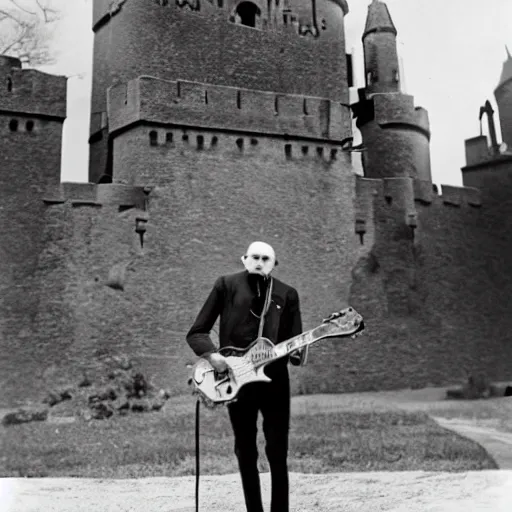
[93, 0, 348, 39]
[108, 77, 352, 142]
[177, 80, 208, 104]
[373, 94, 430, 136]
[357, 176, 483, 213]
[438, 184, 482, 208]
[0, 67, 66, 119]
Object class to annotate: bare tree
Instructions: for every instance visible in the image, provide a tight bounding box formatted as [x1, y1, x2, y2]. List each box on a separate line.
[0, 0, 60, 66]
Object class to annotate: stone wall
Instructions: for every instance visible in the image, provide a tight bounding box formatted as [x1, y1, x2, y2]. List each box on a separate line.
[3, 169, 512, 406]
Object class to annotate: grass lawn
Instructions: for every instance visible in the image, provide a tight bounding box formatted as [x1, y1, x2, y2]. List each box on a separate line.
[0, 404, 498, 478]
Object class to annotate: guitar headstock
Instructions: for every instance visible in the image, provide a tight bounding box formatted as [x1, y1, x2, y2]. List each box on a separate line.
[321, 307, 365, 339]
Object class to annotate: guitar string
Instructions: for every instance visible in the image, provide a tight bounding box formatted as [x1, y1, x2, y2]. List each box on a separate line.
[207, 322, 358, 394]
[214, 330, 354, 385]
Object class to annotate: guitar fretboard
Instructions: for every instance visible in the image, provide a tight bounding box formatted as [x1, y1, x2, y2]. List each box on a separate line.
[272, 323, 343, 360]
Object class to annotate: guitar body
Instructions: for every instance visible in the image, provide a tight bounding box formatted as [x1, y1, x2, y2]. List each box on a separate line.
[191, 338, 276, 407]
[190, 307, 365, 408]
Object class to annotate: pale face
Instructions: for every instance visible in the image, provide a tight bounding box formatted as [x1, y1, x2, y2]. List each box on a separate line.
[242, 241, 276, 276]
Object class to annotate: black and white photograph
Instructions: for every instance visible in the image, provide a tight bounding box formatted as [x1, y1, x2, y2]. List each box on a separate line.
[1, 1, 512, 510]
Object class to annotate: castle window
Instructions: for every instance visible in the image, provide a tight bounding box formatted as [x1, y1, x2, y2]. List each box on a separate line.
[236, 137, 244, 150]
[26, 120, 34, 132]
[217, 0, 223, 6]
[316, 146, 324, 158]
[237, 90, 241, 109]
[9, 119, 18, 132]
[7, 77, 12, 92]
[197, 135, 204, 149]
[284, 144, 292, 159]
[234, 1, 261, 28]
[166, 132, 173, 143]
[149, 130, 158, 146]
[211, 135, 218, 147]
[303, 98, 308, 115]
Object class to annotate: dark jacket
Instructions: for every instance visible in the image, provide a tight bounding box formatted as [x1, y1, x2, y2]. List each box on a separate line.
[186, 271, 303, 363]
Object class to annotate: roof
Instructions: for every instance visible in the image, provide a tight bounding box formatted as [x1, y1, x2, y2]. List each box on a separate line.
[330, 0, 349, 15]
[496, 46, 512, 90]
[363, 0, 397, 39]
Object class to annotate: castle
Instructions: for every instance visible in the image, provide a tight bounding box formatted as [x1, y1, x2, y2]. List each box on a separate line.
[1, 0, 512, 407]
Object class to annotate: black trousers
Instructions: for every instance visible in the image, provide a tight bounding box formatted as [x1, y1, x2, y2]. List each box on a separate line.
[227, 365, 290, 512]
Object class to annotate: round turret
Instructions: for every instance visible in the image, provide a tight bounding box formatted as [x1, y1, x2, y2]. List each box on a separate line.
[362, 0, 400, 96]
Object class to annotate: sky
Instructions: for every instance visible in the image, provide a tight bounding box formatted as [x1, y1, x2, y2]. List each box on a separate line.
[39, 0, 512, 186]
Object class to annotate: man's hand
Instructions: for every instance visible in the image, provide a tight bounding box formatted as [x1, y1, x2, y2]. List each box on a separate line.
[206, 352, 230, 373]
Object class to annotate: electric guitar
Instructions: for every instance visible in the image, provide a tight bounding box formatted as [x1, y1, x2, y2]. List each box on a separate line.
[189, 307, 365, 408]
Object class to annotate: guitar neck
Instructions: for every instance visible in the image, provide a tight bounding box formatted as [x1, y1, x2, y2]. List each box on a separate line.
[272, 323, 339, 360]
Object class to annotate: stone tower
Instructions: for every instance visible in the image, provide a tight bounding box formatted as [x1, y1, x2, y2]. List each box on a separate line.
[88, 0, 352, 184]
[362, 0, 400, 96]
[0, 55, 67, 398]
[351, 0, 431, 182]
[461, 46, 512, 190]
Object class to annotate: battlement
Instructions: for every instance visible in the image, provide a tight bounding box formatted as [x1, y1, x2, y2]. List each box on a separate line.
[435, 183, 482, 207]
[0, 62, 66, 119]
[107, 77, 352, 142]
[42, 182, 151, 208]
[413, 179, 481, 207]
[353, 175, 482, 242]
[372, 94, 430, 137]
[355, 176, 482, 214]
[92, 0, 349, 38]
[353, 92, 430, 137]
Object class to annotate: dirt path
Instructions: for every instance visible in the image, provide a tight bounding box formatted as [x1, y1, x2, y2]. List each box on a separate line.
[291, 387, 512, 469]
[3, 470, 512, 512]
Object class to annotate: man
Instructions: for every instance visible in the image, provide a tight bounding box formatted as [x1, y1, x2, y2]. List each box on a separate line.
[186, 241, 307, 512]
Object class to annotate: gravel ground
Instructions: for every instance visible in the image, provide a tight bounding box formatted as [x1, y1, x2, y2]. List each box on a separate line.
[4, 387, 512, 512]
[3, 470, 512, 512]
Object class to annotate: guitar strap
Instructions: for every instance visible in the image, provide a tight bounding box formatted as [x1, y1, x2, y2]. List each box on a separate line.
[257, 277, 273, 339]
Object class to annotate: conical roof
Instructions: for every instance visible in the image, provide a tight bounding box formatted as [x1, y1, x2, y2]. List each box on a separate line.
[363, 0, 397, 39]
[496, 46, 512, 90]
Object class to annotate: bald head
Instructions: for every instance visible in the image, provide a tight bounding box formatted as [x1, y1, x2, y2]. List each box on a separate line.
[241, 241, 278, 276]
